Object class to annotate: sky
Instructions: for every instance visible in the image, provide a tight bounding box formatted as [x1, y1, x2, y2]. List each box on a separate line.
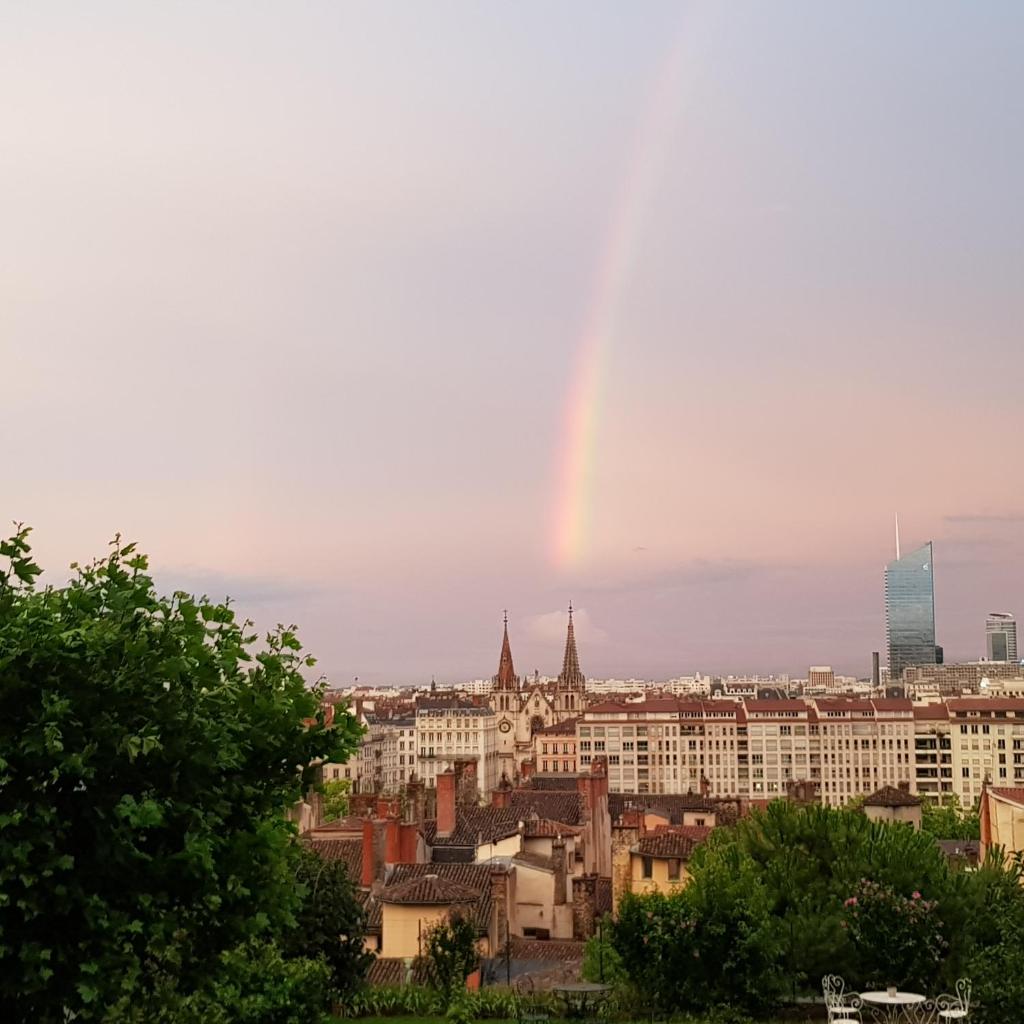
[2, 2, 1022, 684]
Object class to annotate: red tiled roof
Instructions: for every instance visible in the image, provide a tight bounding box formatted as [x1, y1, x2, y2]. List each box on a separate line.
[635, 832, 707, 859]
[913, 703, 949, 721]
[863, 785, 922, 808]
[535, 718, 578, 735]
[609, 792, 716, 822]
[526, 774, 583, 791]
[513, 850, 555, 871]
[988, 787, 1024, 807]
[815, 698, 874, 711]
[649, 825, 714, 843]
[871, 699, 914, 711]
[522, 818, 582, 838]
[948, 699, 1024, 714]
[379, 874, 480, 905]
[745, 699, 808, 713]
[423, 806, 521, 847]
[503, 939, 586, 961]
[508, 790, 584, 825]
[305, 838, 362, 878]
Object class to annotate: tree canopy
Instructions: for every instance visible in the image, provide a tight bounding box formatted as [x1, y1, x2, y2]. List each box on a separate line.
[0, 527, 364, 1022]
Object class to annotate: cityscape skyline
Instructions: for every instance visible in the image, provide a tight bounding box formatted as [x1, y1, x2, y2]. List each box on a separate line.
[4, 3, 1023, 683]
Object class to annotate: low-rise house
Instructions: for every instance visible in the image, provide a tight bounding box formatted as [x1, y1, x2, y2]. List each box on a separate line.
[980, 785, 1024, 867]
[862, 783, 923, 829]
[612, 826, 710, 907]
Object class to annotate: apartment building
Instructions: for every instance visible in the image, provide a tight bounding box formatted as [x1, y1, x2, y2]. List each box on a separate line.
[355, 714, 418, 793]
[575, 696, 965, 806]
[533, 717, 578, 774]
[415, 696, 499, 795]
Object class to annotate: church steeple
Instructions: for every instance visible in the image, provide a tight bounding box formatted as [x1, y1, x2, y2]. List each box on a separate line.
[558, 603, 585, 691]
[493, 611, 519, 691]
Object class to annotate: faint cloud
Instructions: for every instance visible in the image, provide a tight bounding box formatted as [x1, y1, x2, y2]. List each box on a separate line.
[945, 512, 1024, 524]
[524, 607, 608, 646]
[154, 566, 326, 608]
[632, 545, 648, 553]
[586, 558, 785, 594]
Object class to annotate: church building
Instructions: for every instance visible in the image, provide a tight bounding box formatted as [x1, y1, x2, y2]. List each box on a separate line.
[489, 606, 586, 781]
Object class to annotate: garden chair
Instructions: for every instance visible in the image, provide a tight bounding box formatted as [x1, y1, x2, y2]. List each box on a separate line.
[515, 975, 550, 1024]
[823, 975, 862, 1024]
[935, 980, 971, 1022]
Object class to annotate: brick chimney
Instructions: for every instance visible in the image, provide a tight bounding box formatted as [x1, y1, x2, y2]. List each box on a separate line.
[551, 834, 567, 906]
[384, 816, 401, 865]
[360, 818, 375, 888]
[437, 770, 457, 838]
[897, 780, 910, 793]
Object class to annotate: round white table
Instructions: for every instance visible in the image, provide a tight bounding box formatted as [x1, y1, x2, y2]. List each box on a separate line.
[861, 991, 929, 1024]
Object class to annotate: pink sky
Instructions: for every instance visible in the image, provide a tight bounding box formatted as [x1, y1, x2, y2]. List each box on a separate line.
[2, 2, 1022, 682]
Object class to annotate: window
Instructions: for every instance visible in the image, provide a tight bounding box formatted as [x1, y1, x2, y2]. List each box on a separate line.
[642, 857, 653, 879]
[667, 859, 681, 881]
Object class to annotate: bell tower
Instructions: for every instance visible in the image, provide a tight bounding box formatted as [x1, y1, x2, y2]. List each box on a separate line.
[554, 603, 585, 718]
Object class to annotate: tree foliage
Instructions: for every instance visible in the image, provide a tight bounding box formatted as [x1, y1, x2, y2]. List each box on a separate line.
[321, 778, 353, 822]
[283, 845, 373, 999]
[920, 794, 980, 841]
[419, 911, 479, 1009]
[609, 801, 1024, 1018]
[0, 527, 363, 1022]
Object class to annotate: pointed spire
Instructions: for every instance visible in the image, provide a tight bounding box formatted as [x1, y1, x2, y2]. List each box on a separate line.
[558, 602, 585, 690]
[494, 612, 519, 690]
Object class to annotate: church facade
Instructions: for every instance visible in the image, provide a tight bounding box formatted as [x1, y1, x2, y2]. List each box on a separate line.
[488, 606, 586, 781]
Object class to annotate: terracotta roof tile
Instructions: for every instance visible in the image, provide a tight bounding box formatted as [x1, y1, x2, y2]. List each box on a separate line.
[378, 874, 480, 905]
[423, 806, 521, 847]
[365, 863, 493, 935]
[503, 939, 586, 961]
[527, 774, 583, 790]
[988, 786, 1024, 807]
[863, 785, 922, 807]
[305, 838, 362, 879]
[635, 832, 707, 859]
[522, 818, 582, 838]
[508, 790, 584, 825]
[609, 792, 715, 823]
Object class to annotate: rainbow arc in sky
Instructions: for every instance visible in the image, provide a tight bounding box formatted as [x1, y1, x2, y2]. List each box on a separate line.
[551, 27, 690, 570]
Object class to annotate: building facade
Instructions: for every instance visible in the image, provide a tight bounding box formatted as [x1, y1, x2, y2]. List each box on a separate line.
[885, 541, 937, 679]
[414, 698, 499, 795]
[986, 612, 1019, 664]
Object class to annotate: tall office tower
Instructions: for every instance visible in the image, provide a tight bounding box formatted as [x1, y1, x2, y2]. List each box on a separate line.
[986, 612, 1018, 663]
[885, 542, 937, 680]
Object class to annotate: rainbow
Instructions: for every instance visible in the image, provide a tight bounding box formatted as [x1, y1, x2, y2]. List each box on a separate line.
[552, 27, 691, 570]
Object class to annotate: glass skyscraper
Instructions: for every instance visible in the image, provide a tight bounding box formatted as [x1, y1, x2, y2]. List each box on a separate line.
[885, 541, 936, 679]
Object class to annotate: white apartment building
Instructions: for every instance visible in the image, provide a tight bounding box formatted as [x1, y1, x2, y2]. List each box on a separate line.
[576, 696, 943, 806]
[354, 714, 417, 793]
[414, 697, 499, 796]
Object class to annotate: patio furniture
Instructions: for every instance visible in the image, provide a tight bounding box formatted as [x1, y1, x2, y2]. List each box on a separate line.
[935, 980, 971, 1022]
[514, 975, 550, 1024]
[823, 975, 863, 1024]
[860, 988, 927, 1024]
[552, 981, 611, 1021]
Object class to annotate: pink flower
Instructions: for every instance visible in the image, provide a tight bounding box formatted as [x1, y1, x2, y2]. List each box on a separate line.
[844, 897, 858, 907]
[912, 891, 921, 900]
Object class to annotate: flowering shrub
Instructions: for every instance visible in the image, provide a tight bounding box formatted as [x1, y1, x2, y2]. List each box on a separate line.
[842, 879, 948, 989]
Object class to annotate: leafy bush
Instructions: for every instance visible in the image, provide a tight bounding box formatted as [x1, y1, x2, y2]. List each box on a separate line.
[0, 528, 363, 1022]
[419, 911, 480, 1009]
[582, 917, 627, 985]
[282, 845, 373, 998]
[842, 880, 948, 989]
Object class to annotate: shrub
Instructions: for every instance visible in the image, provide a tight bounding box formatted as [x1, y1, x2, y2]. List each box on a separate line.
[419, 911, 480, 1009]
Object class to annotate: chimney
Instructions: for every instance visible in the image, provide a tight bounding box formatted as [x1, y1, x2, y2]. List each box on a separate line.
[897, 780, 910, 793]
[492, 787, 509, 809]
[361, 818, 375, 888]
[437, 770, 457, 838]
[490, 865, 509, 951]
[551, 835, 567, 906]
[385, 816, 401, 865]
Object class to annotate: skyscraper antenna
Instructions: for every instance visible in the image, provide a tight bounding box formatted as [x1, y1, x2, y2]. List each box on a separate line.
[894, 512, 901, 560]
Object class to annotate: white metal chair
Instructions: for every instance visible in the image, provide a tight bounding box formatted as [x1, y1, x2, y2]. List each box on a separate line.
[935, 979, 971, 1022]
[823, 975, 862, 1024]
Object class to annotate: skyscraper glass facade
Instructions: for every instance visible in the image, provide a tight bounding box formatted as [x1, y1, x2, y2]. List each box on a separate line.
[885, 542, 936, 679]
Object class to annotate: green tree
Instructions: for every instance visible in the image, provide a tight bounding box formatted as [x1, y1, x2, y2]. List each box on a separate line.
[321, 778, 353, 822]
[0, 527, 363, 1022]
[419, 911, 479, 1009]
[921, 794, 980, 841]
[283, 845, 373, 999]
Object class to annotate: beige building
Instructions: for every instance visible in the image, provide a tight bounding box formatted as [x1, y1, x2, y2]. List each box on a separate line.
[534, 718, 578, 775]
[378, 874, 483, 958]
[862, 784, 923, 828]
[980, 786, 1024, 867]
[415, 697, 499, 795]
[611, 828, 709, 910]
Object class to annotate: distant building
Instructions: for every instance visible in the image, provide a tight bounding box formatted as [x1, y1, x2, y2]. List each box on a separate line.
[986, 613, 1018, 663]
[808, 666, 836, 691]
[862, 783, 922, 829]
[885, 542, 937, 679]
